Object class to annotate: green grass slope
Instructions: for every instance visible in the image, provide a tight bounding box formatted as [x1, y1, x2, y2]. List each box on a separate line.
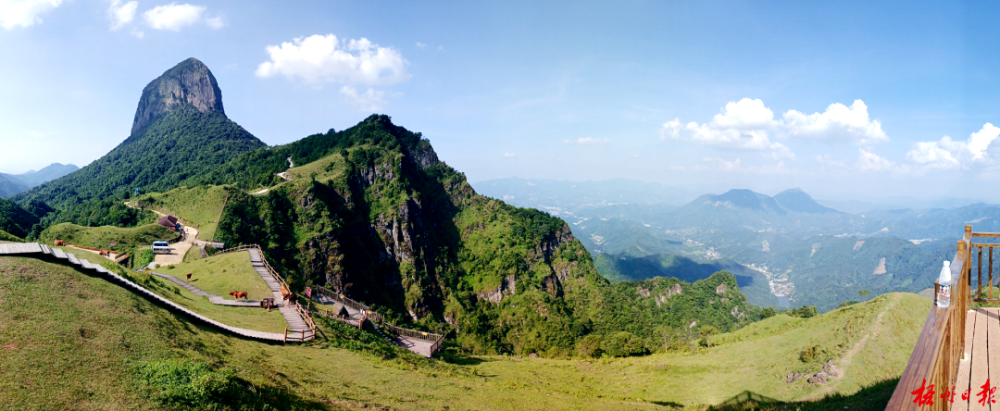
[39, 222, 180, 252]
[0, 255, 929, 410]
[0, 229, 23, 242]
[158, 251, 273, 301]
[133, 185, 230, 241]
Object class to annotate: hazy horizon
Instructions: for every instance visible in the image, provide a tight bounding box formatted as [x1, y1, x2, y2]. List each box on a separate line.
[2, 1, 999, 202]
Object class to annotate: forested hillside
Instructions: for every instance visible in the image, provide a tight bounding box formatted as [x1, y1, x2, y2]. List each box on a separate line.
[211, 114, 758, 355]
[12, 58, 263, 225]
[2, 58, 764, 357]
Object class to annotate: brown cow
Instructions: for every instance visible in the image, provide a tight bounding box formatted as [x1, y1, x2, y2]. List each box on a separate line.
[235, 291, 247, 300]
[186, 273, 192, 281]
[54, 240, 64, 246]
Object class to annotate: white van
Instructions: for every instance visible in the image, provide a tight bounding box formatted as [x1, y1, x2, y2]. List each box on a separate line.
[151, 241, 171, 254]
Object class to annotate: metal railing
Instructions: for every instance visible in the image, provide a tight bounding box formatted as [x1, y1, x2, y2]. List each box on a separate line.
[887, 225, 973, 410]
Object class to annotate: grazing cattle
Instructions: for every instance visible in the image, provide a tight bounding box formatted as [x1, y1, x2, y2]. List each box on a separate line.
[54, 240, 64, 246]
[186, 273, 192, 281]
[235, 291, 248, 300]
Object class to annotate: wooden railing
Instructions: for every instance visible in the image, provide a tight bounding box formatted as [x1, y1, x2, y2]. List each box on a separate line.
[294, 301, 317, 333]
[887, 225, 973, 410]
[218, 245, 447, 354]
[312, 285, 445, 354]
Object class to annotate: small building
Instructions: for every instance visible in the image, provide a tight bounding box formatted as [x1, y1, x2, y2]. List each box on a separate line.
[157, 215, 180, 231]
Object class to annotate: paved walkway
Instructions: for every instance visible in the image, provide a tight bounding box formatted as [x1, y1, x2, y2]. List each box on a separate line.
[0, 243, 295, 343]
[248, 249, 314, 340]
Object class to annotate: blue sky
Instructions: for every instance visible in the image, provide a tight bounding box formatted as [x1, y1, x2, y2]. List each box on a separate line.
[1, 0, 997, 201]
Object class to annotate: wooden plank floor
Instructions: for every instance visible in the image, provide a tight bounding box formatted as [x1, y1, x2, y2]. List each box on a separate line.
[956, 308, 1000, 410]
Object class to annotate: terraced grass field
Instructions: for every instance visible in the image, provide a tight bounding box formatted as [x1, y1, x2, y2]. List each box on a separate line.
[39, 222, 179, 252]
[0, 254, 929, 410]
[133, 185, 230, 241]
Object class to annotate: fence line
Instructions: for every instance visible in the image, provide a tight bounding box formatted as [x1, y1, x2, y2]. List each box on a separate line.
[313, 284, 444, 350]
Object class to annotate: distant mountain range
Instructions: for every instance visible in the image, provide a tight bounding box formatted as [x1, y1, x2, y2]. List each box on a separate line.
[474, 180, 991, 311]
[0, 163, 79, 197]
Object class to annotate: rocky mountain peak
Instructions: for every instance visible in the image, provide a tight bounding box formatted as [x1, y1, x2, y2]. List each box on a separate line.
[131, 57, 225, 135]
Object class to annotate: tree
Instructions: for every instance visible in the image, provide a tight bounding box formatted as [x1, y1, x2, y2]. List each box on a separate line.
[859, 289, 871, 301]
[698, 325, 720, 348]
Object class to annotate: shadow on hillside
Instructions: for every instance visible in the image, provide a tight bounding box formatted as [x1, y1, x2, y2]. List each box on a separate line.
[705, 378, 898, 411]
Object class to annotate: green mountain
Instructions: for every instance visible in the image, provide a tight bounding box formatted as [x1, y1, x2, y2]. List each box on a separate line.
[0, 198, 38, 238]
[773, 188, 839, 214]
[13, 58, 264, 212]
[0, 174, 28, 198]
[5, 163, 79, 188]
[189, 114, 755, 354]
[593, 252, 775, 306]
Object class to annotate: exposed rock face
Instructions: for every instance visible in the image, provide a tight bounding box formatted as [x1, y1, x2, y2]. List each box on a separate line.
[131, 57, 225, 135]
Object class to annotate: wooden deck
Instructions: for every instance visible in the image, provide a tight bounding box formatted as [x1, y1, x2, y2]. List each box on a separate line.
[953, 308, 1000, 411]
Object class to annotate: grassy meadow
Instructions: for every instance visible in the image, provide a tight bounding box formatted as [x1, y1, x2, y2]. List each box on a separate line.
[133, 185, 230, 241]
[0, 254, 929, 410]
[39, 222, 179, 252]
[159, 251, 273, 301]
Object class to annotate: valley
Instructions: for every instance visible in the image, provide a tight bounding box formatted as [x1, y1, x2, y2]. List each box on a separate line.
[478, 181, 967, 312]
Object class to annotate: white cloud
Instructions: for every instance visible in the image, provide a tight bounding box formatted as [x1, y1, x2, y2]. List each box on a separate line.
[660, 118, 683, 139]
[697, 157, 792, 174]
[205, 13, 223, 29]
[857, 148, 896, 172]
[416, 42, 427, 49]
[782, 100, 888, 145]
[665, 98, 886, 159]
[503, 152, 515, 157]
[666, 98, 792, 159]
[562, 137, 609, 145]
[815, 154, 847, 168]
[906, 139, 961, 169]
[339, 86, 386, 112]
[0, 0, 63, 29]
[256, 34, 410, 86]
[107, 0, 138, 30]
[143, 3, 205, 30]
[905, 123, 1000, 169]
[968, 123, 1000, 160]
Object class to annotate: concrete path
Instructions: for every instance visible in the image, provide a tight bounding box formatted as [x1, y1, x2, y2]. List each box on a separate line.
[0, 243, 295, 343]
[154, 224, 199, 266]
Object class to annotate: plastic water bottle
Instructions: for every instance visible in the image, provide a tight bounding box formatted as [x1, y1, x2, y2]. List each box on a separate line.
[938, 260, 951, 308]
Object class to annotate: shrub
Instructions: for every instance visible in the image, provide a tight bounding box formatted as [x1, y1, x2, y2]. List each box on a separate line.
[575, 334, 603, 358]
[135, 361, 248, 409]
[789, 305, 818, 318]
[601, 332, 648, 357]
